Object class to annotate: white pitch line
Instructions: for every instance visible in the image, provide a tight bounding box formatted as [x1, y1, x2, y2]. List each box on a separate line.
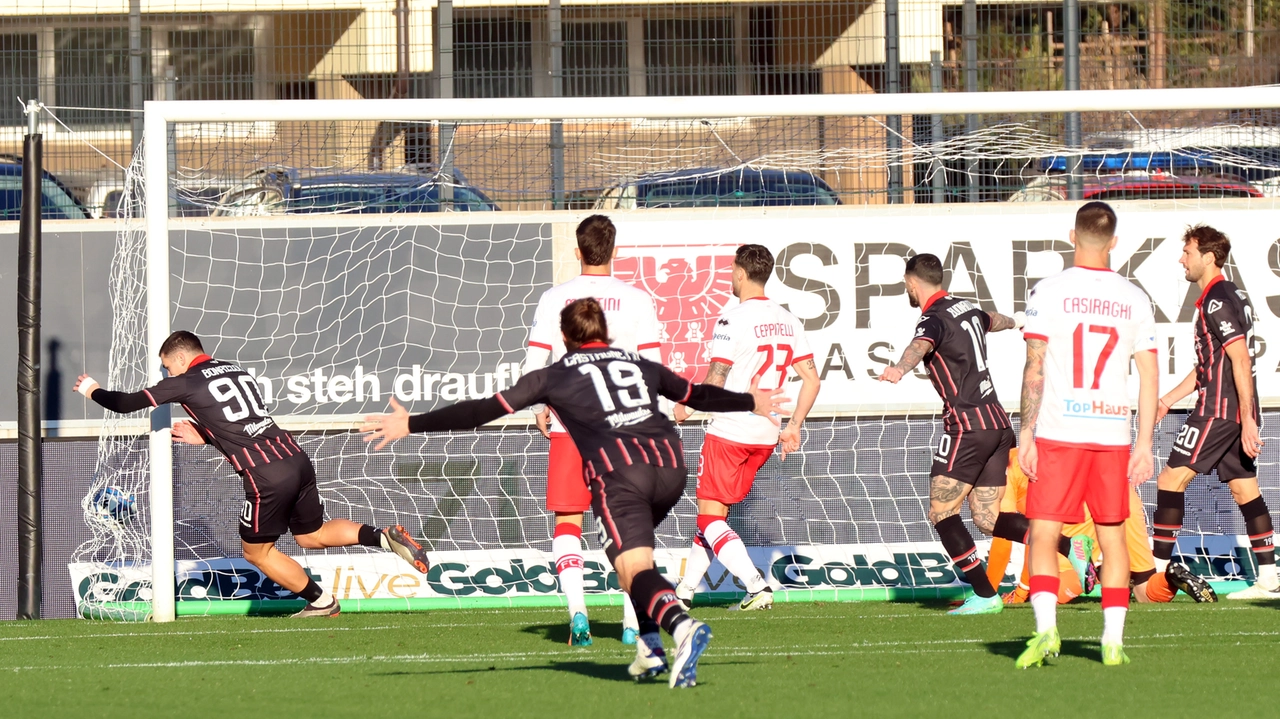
[0, 624, 403, 643]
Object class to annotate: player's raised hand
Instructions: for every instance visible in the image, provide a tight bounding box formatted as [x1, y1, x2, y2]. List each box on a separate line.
[778, 422, 801, 460]
[878, 366, 904, 384]
[170, 420, 206, 445]
[672, 404, 691, 424]
[360, 397, 411, 450]
[533, 406, 551, 439]
[748, 376, 791, 427]
[73, 374, 100, 397]
[1127, 447, 1154, 485]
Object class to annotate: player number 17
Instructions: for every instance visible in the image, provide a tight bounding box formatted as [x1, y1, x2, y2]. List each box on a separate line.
[1072, 323, 1118, 390]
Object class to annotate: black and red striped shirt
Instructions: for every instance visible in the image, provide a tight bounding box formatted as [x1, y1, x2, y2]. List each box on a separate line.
[913, 291, 1011, 432]
[1192, 275, 1259, 424]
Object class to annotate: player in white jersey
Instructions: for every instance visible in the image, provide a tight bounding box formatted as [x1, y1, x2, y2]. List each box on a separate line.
[672, 245, 821, 611]
[524, 214, 663, 646]
[1015, 202, 1159, 669]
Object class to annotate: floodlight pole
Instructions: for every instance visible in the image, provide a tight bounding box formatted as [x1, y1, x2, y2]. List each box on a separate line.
[1064, 0, 1083, 200]
[885, 0, 903, 204]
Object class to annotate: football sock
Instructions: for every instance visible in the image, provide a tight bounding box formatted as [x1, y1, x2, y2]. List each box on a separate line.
[630, 595, 660, 638]
[1101, 587, 1129, 644]
[934, 515, 997, 598]
[992, 512, 1074, 558]
[1239, 496, 1277, 572]
[299, 578, 330, 605]
[1029, 574, 1059, 634]
[1152, 489, 1185, 572]
[1145, 572, 1176, 603]
[985, 537, 1014, 593]
[698, 515, 768, 594]
[631, 568, 691, 637]
[621, 591, 640, 631]
[679, 532, 714, 593]
[552, 523, 588, 619]
[357, 524, 384, 548]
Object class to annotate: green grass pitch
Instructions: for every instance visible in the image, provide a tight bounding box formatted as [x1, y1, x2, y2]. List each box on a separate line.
[2, 599, 1276, 717]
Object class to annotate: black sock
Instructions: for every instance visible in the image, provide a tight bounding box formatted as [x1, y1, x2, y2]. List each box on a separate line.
[993, 511, 1073, 557]
[358, 524, 384, 548]
[630, 596, 661, 637]
[1239, 496, 1276, 567]
[299, 578, 325, 604]
[1153, 490, 1185, 561]
[934, 515, 996, 598]
[630, 568, 690, 637]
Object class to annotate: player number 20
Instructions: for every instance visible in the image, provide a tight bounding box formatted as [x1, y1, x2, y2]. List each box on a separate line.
[579, 361, 651, 412]
[209, 376, 268, 422]
[1174, 424, 1201, 451]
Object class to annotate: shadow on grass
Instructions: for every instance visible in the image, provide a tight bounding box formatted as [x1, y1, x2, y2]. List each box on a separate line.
[520, 621, 630, 644]
[986, 638, 1099, 662]
[370, 661, 636, 682]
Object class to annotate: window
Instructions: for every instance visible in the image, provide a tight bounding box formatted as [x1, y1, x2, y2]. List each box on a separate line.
[644, 19, 735, 97]
[565, 22, 628, 97]
[0, 34, 38, 126]
[0, 176, 89, 220]
[455, 19, 532, 99]
[55, 29, 153, 126]
[169, 29, 256, 101]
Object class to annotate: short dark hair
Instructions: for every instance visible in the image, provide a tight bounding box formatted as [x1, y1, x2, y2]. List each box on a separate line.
[159, 330, 204, 358]
[576, 215, 616, 266]
[1075, 201, 1118, 244]
[734, 244, 774, 285]
[560, 297, 610, 351]
[1183, 224, 1230, 268]
[904, 253, 944, 286]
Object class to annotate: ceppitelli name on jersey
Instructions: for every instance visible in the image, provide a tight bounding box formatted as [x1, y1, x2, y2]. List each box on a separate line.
[1062, 297, 1133, 319]
[752, 322, 796, 339]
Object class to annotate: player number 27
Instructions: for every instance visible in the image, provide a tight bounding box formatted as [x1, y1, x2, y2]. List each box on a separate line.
[579, 361, 652, 412]
[1072, 323, 1119, 390]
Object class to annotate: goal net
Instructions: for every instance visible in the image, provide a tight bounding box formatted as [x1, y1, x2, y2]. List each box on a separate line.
[73, 90, 1280, 621]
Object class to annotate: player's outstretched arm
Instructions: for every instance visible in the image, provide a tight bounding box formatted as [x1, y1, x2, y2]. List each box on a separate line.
[1017, 339, 1047, 480]
[1130, 349, 1159, 484]
[1157, 369, 1197, 423]
[361, 396, 514, 450]
[986, 311, 1026, 333]
[779, 358, 820, 460]
[673, 361, 730, 423]
[1224, 340, 1263, 458]
[878, 339, 931, 384]
[74, 374, 155, 414]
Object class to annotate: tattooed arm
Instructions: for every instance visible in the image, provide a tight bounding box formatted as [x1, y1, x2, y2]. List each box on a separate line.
[987, 312, 1021, 332]
[878, 339, 932, 384]
[1017, 339, 1047, 480]
[779, 358, 821, 460]
[673, 361, 732, 423]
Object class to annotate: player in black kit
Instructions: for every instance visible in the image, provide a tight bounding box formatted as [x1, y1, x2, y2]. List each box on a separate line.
[74, 330, 431, 617]
[1152, 225, 1277, 599]
[362, 298, 787, 688]
[878, 253, 1094, 614]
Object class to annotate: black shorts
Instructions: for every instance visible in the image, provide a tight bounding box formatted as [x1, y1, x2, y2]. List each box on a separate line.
[930, 428, 1014, 488]
[1166, 418, 1256, 482]
[590, 465, 687, 564]
[239, 454, 325, 543]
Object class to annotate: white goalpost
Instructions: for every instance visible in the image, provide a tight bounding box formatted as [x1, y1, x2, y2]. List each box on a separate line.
[73, 87, 1280, 622]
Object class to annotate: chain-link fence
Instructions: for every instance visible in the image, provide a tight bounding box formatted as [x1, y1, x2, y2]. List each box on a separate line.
[2, 1, 1280, 208]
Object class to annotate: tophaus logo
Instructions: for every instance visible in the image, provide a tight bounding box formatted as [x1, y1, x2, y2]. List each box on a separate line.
[1062, 398, 1130, 421]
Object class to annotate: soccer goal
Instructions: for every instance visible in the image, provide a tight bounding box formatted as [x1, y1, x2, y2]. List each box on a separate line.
[75, 87, 1280, 622]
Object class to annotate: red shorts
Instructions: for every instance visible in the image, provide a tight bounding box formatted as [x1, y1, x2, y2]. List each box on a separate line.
[546, 433, 591, 513]
[695, 434, 775, 506]
[1027, 439, 1130, 524]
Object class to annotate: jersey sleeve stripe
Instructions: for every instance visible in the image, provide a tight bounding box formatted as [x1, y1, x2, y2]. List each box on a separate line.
[680, 380, 693, 404]
[636, 341, 661, 351]
[529, 341, 553, 350]
[709, 357, 734, 366]
[1023, 332, 1049, 342]
[1222, 335, 1245, 347]
[790, 353, 814, 365]
[495, 392, 515, 414]
[914, 336, 936, 346]
[143, 389, 158, 407]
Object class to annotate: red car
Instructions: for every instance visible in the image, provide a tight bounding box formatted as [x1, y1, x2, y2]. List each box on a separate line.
[1008, 172, 1263, 202]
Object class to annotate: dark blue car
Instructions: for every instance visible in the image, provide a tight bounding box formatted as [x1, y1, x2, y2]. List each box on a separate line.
[0, 162, 91, 220]
[213, 167, 499, 216]
[595, 167, 841, 209]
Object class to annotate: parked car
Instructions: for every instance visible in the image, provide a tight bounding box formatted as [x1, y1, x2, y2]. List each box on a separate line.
[1007, 172, 1263, 202]
[86, 178, 241, 219]
[594, 167, 841, 209]
[212, 167, 499, 216]
[0, 162, 91, 220]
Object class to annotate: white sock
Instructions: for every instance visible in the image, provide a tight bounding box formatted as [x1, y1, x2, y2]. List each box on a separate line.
[679, 535, 714, 593]
[552, 532, 587, 619]
[621, 591, 639, 631]
[1102, 606, 1128, 645]
[316, 588, 334, 606]
[1258, 563, 1279, 588]
[671, 616, 694, 645]
[1030, 591, 1057, 634]
[703, 519, 768, 593]
[1153, 557, 1170, 573]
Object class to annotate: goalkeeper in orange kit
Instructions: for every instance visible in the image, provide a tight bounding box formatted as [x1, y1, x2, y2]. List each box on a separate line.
[987, 448, 1217, 604]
